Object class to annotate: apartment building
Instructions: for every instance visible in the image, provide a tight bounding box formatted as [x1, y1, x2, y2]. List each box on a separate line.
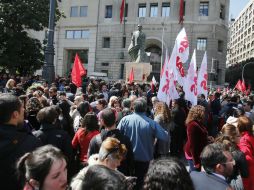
[227, 0, 254, 67]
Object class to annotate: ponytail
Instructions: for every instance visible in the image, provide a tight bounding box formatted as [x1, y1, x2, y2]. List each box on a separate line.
[16, 152, 31, 187]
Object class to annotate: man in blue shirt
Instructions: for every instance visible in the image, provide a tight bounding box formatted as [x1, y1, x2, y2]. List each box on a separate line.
[117, 97, 168, 190]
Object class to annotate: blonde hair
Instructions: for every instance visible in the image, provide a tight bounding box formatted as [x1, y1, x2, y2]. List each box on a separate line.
[99, 137, 127, 161]
[5, 79, 15, 89]
[154, 102, 171, 123]
[108, 96, 118, 108]
[215, 124, 239, 151]
[185, 105, 205, 124]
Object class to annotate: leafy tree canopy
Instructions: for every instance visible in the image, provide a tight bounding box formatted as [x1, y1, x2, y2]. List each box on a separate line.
[0, 0, 62, 75]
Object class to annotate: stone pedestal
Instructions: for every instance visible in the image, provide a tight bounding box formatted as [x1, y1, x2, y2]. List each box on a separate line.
[125, 62, 152, 83]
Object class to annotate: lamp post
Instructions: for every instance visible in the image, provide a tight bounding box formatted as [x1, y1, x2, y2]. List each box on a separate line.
[242, 62, 254, 82]
[42, 0, 56, 83]
[160, 22, 165, 73]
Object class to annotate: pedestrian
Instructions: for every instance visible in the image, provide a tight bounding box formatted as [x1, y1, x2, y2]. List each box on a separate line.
[0, 93, 41, 190]
[117, 98, 168, 189]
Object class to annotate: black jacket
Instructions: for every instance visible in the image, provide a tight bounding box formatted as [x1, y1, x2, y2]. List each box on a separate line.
[88, 129, 134, 175]
[0, 124, 42, 190]
[230, 149, 249, 180]
[33, 123, 73, 160]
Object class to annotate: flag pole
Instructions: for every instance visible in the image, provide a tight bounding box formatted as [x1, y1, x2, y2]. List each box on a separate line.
[160, 22, 165, 73]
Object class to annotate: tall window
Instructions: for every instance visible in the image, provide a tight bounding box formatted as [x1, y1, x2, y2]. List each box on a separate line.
[218, 40, 224, 52]
[80, 6, 88, 17]
[103, 37, 110, 48]
[122, 37, 126, 48]
[105, 5, 113, 18]
[150, 3, 158, 17]
[162, 3, 170, 17]
[70, 6, 78, 17]
[199, 2, 209, 16]
[125, 3, 128, 17]
[138, 4, 146, 17]
[220, 4, 225, 19]
[183, 1, 186, 16]
[197, 38, 207, 51]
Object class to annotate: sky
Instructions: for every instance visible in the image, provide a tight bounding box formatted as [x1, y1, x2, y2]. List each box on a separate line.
[230, 0, 251, 19]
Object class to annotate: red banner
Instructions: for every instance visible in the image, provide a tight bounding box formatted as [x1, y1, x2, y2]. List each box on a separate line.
[71, 53, 86, 87]
[129, 67, 134, 83]
[120, 0, 125, 23]
[179, 0, 184, 24]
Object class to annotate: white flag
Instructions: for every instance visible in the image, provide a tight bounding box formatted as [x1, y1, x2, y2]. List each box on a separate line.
[168, 72, 180, 102]
[152, 76, 157, 85]
[184, 49, 197, 106]
[176, 28, 189, 63]
[173, 28, 190, 86]
[197, 52, 208, 99]
[160, 49, 169, 78]
[157, 47, 179, 105]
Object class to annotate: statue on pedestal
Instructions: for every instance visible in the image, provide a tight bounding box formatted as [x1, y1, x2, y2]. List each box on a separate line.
[128, 25, 148, 63]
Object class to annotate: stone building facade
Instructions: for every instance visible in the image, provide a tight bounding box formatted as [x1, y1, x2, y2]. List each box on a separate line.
[48, 0, 229, 84]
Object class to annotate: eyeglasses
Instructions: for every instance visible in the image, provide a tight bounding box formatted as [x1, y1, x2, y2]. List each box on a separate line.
[221, 160, 235, 166]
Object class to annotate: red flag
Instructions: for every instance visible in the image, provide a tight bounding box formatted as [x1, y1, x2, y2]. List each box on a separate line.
[120, 0, 125, 24]
[179, 0, 184, 24]
[235, 80, 243, 92]
[242, 80, 246, 92]
[129, 67, 134, 83]
[246, 84, 251, 95]
[151, 76, 157, 93]
[71, 53, 86, 87]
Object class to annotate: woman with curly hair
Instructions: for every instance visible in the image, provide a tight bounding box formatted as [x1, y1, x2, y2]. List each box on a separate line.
[154, 102, 171, 158]
[143, 157, 194, 190]
[215, 124, 248, 190]
[184, 105, 213, 172]
[26, 97, 42, 130]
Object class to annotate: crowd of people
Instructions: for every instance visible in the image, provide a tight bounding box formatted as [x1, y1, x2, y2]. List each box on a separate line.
[0, 72, 254, 190]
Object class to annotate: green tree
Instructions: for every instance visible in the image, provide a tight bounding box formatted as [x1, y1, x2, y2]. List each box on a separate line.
[0, 0, 62, 75]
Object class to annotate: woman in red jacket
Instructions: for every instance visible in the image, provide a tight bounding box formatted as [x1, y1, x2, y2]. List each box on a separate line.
[184, 105, 213, 172]
[72, 112, 100, 168]
[237, 116, 254, 190]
